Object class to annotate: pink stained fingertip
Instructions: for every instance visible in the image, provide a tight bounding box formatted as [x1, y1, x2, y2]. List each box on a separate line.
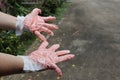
[43, 16, 56, 22]
[48, 44, 60, 51]
[32, 8, 41, 15]
[56, 50, 70, 56]
[34, 31, 46, 41]
[57, 54, 75, 63]
[51, 64, 62, 77]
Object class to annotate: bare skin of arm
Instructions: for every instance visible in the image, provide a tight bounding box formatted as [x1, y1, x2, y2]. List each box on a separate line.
[0, 12, 23, 76]
[0, 53, 24, 76]
[0, 11, 16, 30]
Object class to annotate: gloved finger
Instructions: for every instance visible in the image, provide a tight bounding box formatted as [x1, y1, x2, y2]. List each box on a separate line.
[42, 16, 56, 22]
[31, 8, 41, 15]
[38, 41, 49, 49]
[34, 31, 46, 41]
[48, 44, 60, 51]
[56, 54, 75, 63]
[30, 27, 40, 32]
[40, 26, 54, 36]
[51, 63, 62, 76]
[30, 23, 55, 35]
[40, 23, 58, 30]
[56, 50, 70, 56]
[30, 23, 44, 32]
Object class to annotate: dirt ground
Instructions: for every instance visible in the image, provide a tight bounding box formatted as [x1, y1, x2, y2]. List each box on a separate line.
[1, 0, 120, 80]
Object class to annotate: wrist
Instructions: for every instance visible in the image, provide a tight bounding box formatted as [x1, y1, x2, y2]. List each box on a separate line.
[18, 56, 45, 72]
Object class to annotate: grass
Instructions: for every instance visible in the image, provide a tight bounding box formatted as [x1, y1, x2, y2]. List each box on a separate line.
[55, 2, 70, 19]
[17, 32, 36, 55]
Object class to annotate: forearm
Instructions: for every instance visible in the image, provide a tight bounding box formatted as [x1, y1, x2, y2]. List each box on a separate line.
[0, 12, 16, 30]
[0, 53, 24, 76]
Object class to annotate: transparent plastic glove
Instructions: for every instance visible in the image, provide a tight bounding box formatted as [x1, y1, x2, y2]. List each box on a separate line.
[29, 41, 75, 76]
[24, 8, 58, 41]
[16, 8, 58, 41]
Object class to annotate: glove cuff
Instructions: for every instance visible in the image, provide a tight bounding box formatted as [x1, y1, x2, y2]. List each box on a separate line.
[16, 16, 25, 36]
[18, 56, 45, 72]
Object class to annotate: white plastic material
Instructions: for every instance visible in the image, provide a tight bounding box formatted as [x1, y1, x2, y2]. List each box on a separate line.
[15, 16, 25, 36]
[19, 56, 45, 72]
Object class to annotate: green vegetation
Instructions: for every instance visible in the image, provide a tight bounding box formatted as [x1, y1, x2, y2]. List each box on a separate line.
[54, 2, 69, 19]
[0, 0, 69, 55]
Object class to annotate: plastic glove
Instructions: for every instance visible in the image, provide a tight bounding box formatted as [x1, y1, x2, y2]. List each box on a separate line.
[20, 41, 75, 76]
[16, 8, 58, 41]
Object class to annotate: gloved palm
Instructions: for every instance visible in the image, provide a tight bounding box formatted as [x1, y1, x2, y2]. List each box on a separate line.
[29, 41, 75, 76]
[24, 8, 58, 41]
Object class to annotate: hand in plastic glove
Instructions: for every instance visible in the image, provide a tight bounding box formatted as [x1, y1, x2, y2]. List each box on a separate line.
[16, 8, 58, 41]
[21, 41, 74, 76]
